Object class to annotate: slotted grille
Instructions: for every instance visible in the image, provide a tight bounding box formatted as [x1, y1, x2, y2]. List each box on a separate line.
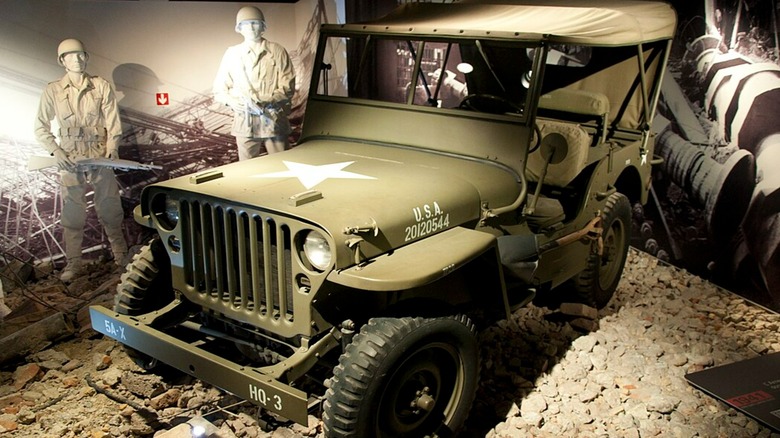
[181, 200, 294, 323]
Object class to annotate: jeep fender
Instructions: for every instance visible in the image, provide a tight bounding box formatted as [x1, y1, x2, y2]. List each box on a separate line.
[327, 226, 510, 318]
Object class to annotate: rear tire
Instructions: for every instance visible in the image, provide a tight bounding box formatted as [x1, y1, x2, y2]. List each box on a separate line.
[114, 238, 174, 370]
[567, 192, 631, 309]
[322, 315, 479, 438]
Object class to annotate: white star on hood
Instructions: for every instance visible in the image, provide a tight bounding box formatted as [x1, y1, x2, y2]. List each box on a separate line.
[252, 161, 376, 189]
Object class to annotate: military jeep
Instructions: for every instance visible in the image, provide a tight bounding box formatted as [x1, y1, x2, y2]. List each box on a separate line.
[91, 1, 676, 436]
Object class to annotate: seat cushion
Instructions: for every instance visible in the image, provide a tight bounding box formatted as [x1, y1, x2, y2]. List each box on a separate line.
[526, 119, 590, 187]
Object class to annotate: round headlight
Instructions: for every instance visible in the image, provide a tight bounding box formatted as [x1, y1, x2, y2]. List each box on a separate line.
[303, 230, 332, 271]
[152, 194, 180, 230]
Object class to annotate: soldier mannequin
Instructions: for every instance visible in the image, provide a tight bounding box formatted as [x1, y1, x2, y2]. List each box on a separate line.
[34, 38, 128, 282]
[213, 6, 296, 160]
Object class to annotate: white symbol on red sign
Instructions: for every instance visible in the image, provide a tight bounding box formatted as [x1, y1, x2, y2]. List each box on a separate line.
[156, 93, 169, 106]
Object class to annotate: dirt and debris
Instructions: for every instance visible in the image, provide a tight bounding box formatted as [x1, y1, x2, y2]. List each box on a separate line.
[0, 249, 779, 437]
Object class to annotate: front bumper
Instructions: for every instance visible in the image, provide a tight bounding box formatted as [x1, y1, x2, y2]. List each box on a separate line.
[89, 306, 310, 424]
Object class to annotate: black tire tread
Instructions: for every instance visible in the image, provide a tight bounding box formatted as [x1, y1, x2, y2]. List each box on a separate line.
[112, 239, 173, 369]
[322, 314, 478, 438]
[114, 240, 170, 315]
[570, 192, 631, 308]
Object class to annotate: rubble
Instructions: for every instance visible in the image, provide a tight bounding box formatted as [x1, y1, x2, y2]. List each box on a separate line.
[0, 249, 777, 437]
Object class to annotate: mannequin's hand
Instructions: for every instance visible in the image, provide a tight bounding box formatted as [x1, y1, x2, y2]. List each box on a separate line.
[230, 96, 248, 112]
[53, 148, 75, 171]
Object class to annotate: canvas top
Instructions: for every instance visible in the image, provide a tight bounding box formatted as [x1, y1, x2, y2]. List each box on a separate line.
[325, 0, 677, 46]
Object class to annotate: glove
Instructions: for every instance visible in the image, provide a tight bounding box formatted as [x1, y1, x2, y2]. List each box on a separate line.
[53, 148, 75, 172]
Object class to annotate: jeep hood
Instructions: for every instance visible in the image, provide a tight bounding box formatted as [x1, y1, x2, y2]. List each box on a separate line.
[146, 140, 522, 266]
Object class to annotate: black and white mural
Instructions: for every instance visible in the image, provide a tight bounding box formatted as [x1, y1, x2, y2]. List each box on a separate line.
[0, 0, 340, 267]
[644, 0, 780, 311]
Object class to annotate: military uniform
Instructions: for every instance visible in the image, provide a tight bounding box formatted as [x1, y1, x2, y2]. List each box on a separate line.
[213, 38, 295, 160]
[34, 73, 128, 271]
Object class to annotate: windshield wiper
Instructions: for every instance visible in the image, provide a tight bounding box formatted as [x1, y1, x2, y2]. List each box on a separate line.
[432, 43, 453, 104]
[406, 41, 437, 106]
[352, 35, 372, 94]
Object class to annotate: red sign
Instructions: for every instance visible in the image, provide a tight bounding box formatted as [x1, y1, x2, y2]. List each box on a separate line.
[727, 390, 774, 408]
[156, 93, 169, 106]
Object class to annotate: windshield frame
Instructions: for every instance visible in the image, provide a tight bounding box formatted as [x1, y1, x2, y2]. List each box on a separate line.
[310, 30, 546, 125]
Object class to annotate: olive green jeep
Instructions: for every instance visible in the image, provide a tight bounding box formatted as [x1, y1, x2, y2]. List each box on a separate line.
[91, 1, 676, 436]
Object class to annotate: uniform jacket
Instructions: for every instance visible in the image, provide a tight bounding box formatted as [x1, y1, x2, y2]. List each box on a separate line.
[34, 73, 122, 160]
[213, 38, 295, 138]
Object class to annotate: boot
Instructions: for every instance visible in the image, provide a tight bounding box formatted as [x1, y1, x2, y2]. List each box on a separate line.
[105, 226, 128, 267]
[113, 249, 128, 267]
[60, 258, 83, 283]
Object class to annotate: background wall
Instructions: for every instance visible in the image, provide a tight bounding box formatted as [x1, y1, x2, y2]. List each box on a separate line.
[0, 0, 333, 140]
[0, 0, 340, 265]
[639, 0, 780, 312]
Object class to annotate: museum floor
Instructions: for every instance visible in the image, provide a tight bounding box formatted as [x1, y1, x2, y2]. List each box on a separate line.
[461, 248, 780, 438]
[2, 247, 780, 437]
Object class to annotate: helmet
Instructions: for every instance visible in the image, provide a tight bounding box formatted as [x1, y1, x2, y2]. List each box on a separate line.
[235, 6, 266, 32]
[57, 38, 88, 65]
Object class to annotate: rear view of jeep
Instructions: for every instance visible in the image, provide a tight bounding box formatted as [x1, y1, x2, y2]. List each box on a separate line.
[91, 1, 676, 436]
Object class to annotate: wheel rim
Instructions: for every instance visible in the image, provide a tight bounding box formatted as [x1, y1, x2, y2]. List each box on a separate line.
[377, 342, 464, 436]
[598, 217, 626, 290]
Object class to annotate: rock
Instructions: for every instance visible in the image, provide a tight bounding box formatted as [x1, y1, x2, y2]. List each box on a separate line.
[560, 303, 599, 320]
[121, 371, 166, 399]
[571, 335, 598, 353]
[290, 414, 321, 436]
[62, 376, 80, 388]
[0, 418, 18, 432]
[61, 359, 82, 372]
[520, 393, 547, 416]
[128, 412, 155, 435]
[93, 353, 112, 371]
[12, 364, 42, 390]
[149, 388, 182, 411]
[29, 349, 70, 365]
[647, 395, 680, 414]
[570, 318, 600, 332]
[16, 408, 35, 425]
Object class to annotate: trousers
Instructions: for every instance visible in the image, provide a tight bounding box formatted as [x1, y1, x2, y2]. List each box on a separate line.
[235, 136, 288, 161]
[60, 166, 127, 262]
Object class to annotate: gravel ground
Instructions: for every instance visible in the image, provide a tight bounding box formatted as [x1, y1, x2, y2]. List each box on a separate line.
[1, 248, 779, 437]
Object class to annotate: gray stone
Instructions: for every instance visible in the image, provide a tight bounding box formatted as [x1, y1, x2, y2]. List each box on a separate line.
[561, 302, 599, 320]
[121, 371, 166, 398]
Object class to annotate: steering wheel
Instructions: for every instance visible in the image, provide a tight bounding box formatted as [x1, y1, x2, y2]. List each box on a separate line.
[459, 94, 523, 114]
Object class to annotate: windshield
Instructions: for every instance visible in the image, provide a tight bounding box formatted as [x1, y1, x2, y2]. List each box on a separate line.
[315, 35, 537, 119]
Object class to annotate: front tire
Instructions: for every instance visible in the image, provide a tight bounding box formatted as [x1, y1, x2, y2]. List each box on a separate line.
[322, 315, 480, 438]
[114, 238, 174, 369]
[568, 192, 631, 308]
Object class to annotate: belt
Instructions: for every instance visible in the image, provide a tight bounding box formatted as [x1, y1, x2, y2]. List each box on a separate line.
[59, 126, 108, 141]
